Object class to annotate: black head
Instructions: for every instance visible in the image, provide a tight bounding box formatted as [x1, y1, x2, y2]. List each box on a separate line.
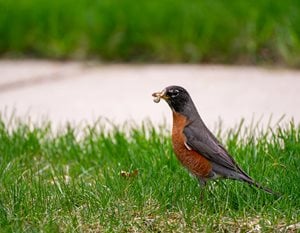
[152, 85, 193, 113]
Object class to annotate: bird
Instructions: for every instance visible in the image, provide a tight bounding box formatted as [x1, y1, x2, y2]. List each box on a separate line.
[152, 85, 276, 195]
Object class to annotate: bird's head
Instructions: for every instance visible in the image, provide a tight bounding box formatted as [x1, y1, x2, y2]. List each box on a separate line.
[152, 85, 193, 114]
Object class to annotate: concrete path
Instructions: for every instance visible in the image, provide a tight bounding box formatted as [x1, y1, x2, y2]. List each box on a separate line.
[0, 60, 300, 130]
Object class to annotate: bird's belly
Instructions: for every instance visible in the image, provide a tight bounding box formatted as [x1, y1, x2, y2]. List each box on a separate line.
[172, 112, 212, 178]
[172, 138, 212, 178]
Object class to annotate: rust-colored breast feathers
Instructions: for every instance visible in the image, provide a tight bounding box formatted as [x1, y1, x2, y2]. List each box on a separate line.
[172, 112, 212, 178]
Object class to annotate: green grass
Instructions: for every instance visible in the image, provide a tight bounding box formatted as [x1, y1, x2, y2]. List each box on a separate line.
[0, 0, 300, 66]
[0, 116, 299, 232]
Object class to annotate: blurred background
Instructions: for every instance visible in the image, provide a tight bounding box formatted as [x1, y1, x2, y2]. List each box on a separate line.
[0, 0, 300, 128]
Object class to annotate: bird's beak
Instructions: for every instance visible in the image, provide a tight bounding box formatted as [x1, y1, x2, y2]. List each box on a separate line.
[152, 89, 168, 103]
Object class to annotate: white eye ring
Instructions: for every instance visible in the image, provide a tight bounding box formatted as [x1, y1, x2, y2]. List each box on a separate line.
[171, 89, 179, 98]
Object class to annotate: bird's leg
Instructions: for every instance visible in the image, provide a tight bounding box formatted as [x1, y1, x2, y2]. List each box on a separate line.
[197, 178, 206, 201]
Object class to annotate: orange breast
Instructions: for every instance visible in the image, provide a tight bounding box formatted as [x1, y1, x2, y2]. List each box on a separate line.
[172, 112, 212, 178]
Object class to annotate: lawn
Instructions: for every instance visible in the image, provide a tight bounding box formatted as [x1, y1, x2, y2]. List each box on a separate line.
[0, 0, 300, 66]
[0, 116, 299, 232]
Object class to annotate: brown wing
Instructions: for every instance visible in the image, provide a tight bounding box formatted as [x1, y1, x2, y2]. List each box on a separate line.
[183, 123, 244, 174]
[183, 121, 277, 194]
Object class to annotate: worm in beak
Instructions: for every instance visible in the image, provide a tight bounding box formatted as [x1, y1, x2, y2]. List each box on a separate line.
[152, 89, 166, 103]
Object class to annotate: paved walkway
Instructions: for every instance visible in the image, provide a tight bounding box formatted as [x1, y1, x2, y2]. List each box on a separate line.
[1, 60, 300, 130]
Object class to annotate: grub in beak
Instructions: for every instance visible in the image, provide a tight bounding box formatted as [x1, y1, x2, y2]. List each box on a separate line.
[152, 89, 166, 103]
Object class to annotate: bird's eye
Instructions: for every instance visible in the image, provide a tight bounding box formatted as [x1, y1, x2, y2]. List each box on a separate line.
[170, 89, 179, 98]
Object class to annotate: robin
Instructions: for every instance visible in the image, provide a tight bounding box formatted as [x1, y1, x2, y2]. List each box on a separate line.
[152, 85, 276, 195]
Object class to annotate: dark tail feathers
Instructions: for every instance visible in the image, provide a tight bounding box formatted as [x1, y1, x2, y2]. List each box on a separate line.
[240, 175, 281, 197]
